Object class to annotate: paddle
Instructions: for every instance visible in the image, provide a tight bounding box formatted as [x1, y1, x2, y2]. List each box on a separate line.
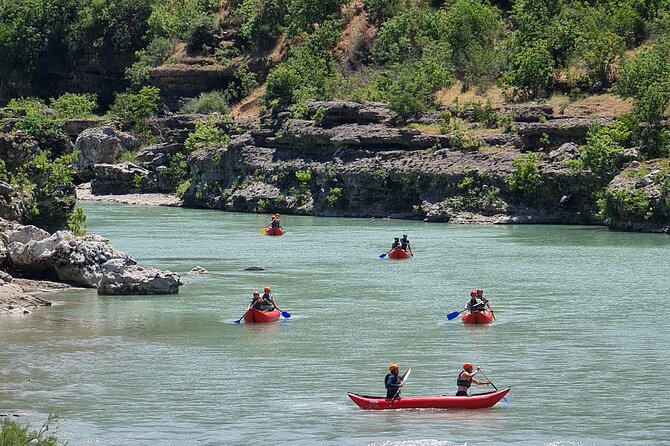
[447, 309, 467, 320]
[279, 310, 291, 319]
[391, 367, 412, 403]
[379, 252, 388, 259]
[233, 309, 249, 324]
[260, 227, 268, 235]
[478, 369, 509, 405]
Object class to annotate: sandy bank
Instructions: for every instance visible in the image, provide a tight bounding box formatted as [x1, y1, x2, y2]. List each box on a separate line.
[0, 279, 88, 315]
[76, 183, 182, 207]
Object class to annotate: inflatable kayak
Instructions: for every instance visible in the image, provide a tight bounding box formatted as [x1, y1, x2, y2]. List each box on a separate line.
[387, 248, 411, 259]
[243, 308, 281, 323]
[462, 309, 494, 324]
[348, 387, 510, 410]
[264, 227, 285, 236]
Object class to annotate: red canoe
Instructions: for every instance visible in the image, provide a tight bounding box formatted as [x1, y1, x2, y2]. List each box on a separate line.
[264, 227, 285, 236]
[461, 309, 495, 324]
[388, 249, 411, 259]
[243, 309, 281, 323]
[348, 387, 510, 410]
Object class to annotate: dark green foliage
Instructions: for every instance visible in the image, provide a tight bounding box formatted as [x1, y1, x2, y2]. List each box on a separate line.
[363, 0, 410, 25]
[224, 65, 259, 104]
[600, 188, 653, 222]
[287, 0, 347, 36]
[13, 111, 66, 154]
[184, 118, 231, 152]
[108, 86, 160, 132]
[614, 38, 670, 157]
[180, 91, 231, 115]
[126, 37, 174, 86]
[444, 0, 502, 90]
[371, 7, 448, 65]
[507, 153, 544, 199]
[234, 0, 289, 45]
[0, 416, 65, 446]
[50, 92, 98, 119]
[501, 41, 554, 100]
[581, 116, 639, 178]
[0, 0, 154, 101]
[67, 206, 87, 235]
[263, 20, 342, 107]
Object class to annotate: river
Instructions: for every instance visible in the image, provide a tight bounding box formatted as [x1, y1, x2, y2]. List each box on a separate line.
[2, 202, 669, 445]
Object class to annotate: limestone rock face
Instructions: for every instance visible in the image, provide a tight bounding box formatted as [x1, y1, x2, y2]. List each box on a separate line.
[98, 259, 182, 295]
[7, 230, 134, 287]
[75, 126, 140, 170]
[91, 162, 150, 194]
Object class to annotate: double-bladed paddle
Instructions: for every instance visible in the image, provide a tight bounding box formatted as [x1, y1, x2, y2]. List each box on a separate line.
[391, 367, 412, 403]
[446, 309, 466, 320]
[279, 310, 291, 318]
[478, 369, 509, 405]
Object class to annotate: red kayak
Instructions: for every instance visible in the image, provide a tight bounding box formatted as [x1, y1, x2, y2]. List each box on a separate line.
[461, 309, 495, 324]
[387, 249, 411, 259]
[348, 387, 510, 410]
[243, 309, 281, 323]
[264, 227, 285, 236]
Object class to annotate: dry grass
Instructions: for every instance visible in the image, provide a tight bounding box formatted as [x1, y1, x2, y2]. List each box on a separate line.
[333, 1, 376, 65]
[406, 123, 442, 135]
[436, 83, 506, 108]
[549, 93, 634, 117]
[232, 85, 265, 120]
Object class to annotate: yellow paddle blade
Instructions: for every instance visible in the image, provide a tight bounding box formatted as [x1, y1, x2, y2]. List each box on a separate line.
[260, 227, 266, 234]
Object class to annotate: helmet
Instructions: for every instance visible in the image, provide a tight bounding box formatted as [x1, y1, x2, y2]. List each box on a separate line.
[388, 363, 399, 372]
[253, 290, 260, 296]
[394, 237, 400, 240]
[403, 234, 407, 237]
[463, 362, 473, 370]
[477, 288, 483, 294]
[470, 291, 477, 297]
[263, 286, 271, 292]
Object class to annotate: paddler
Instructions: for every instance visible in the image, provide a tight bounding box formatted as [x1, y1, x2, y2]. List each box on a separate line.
[456, 362, 490, 396]
[385, 364, 403, 399]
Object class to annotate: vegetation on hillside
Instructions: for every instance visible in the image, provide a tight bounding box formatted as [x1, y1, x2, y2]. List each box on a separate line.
[1, 0, 670, 228]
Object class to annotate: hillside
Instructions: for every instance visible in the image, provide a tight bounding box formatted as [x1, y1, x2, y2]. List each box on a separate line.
[0, 0, 670, 232]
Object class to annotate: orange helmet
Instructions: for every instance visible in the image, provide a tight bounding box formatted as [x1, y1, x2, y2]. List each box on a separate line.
[463, 362, 473, 370]
[263, 286, 271, 292]
[470, 291, 477, 297]
[388, 363, 399, 372]
[253, 290, 260, 296]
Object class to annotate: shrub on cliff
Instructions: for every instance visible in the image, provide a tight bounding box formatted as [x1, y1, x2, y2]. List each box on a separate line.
[184, 117, 231, 152]
[109, 86, 160, 133]
[614, 38, 670, 157]
[0, 415, 66, 446]
[234, 0, 289, 46]
[180, 91, 231, 115]
[507, 153, 545, 201]
[500, 41, 555, 100]
[580, 115, 639, 179]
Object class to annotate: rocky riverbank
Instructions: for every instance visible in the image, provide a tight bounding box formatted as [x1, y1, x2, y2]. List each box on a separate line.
[0, 278, 85, 314]
[0, 218, 184, 313]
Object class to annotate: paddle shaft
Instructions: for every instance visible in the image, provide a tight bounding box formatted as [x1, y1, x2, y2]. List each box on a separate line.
[477, 369, 498, 391]
[391, 368, 411, 403]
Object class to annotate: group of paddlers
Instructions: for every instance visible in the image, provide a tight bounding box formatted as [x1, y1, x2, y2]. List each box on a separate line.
[385, 362, 493, 399]
[248, 286, 284, 313]
[389, 234, 412, 255]
[466, 288, 492, 313]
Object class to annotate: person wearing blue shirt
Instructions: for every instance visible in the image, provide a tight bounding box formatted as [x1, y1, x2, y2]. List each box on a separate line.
[385, 364, 403, 399]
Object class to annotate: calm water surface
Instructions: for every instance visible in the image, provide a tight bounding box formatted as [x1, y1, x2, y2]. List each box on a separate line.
[2, 202, 670, 445]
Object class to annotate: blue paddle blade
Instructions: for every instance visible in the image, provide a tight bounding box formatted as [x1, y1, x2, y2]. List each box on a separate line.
[446, 311, 461, 320]
[234, 319, 242, 324]
[502, 396, 510, 406]
[281, 311, 291, 319]
[379, 253, 387, 259]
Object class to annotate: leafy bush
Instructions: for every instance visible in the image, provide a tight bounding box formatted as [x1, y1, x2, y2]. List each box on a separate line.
[180, 91, 231, 115]
[508, 153, 544, 198]
[67, 207, 87, 236]
[184, 117, 231, 152]
[295, 169, 313, 182]
[599, 188, 653, 221]
[50, 93, 98, 119]
[325, 186, 343, 206]
[14, 111, 65, 152]
[501, 41, 555, 100]
[126, 37, 174, 86]
[6, 97, 47, 114]
[176, 179, 191, 198]
[286, 0, 347, 36]
[580, 115, 638, 178]
[234, 0, 289, 45]
[109, 86, 160, 132]
[444, 0, 502, 90]
[0, 415, 65, 446]
[167, 152, 190, 183]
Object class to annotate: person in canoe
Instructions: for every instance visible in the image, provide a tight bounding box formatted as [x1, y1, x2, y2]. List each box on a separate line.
[259, 286, 282, 312]
[476, 288, 491, 311]
[249, 290, 263, 310]
[466, 291, 486, 312]
[390, 237, 401, 250]
[400, 234, 413, 256]
[456, 362, 491, 396]
[385, 364, 403, 399]
[270, 214, 282, 229]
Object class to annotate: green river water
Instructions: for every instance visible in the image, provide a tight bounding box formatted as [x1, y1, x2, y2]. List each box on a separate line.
[2, 202, 670, 445]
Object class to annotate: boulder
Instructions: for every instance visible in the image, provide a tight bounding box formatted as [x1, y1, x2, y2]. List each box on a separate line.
[98, 259, 182, 295]
[502, 103, 554, 122]
[0, 132, 40, 171]
[0, 270, 12, 283]
[188, 266, 210, 275]
[548, 143, 581, 161]
[7, 230, 134, 287]
[306, 100, 392, 127]
[2, 224, 50, 245]
[91, 162, 150, 194]
[136, 144, 183, 170]
[75, 126, 140, 170]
